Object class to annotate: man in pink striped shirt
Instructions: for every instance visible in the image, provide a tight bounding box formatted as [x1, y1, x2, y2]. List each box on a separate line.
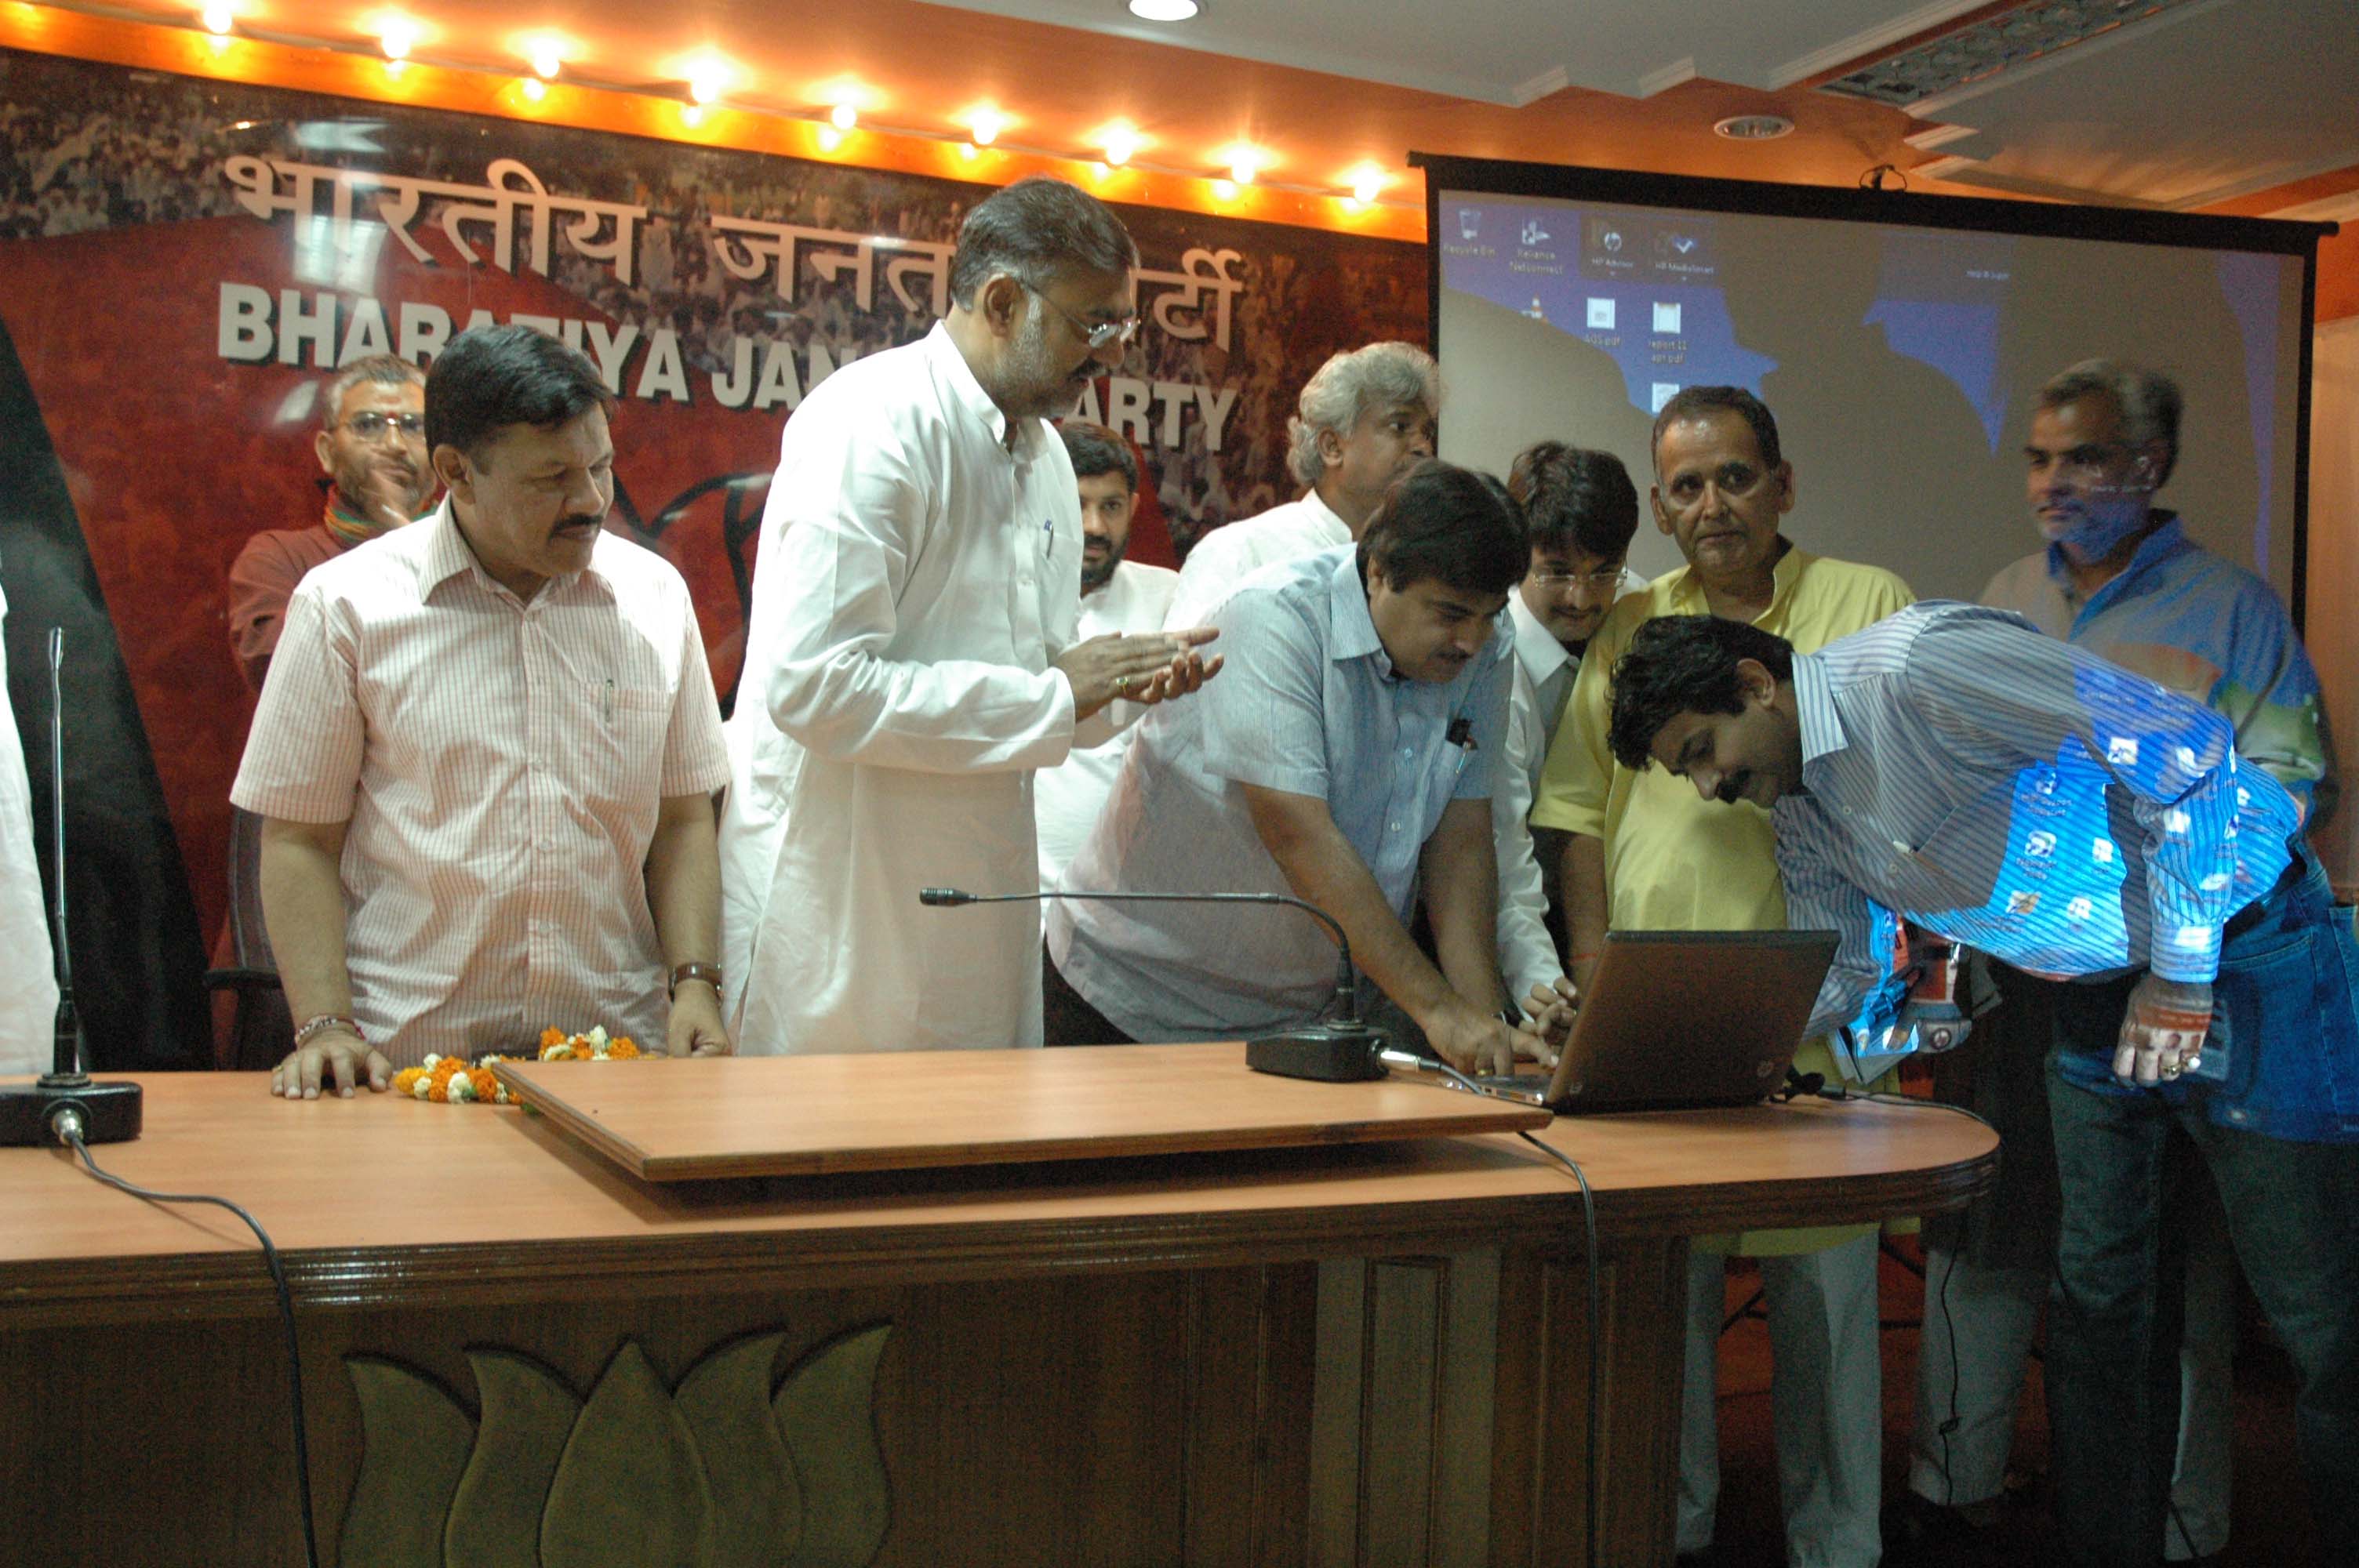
[232, 325, 732, 1097]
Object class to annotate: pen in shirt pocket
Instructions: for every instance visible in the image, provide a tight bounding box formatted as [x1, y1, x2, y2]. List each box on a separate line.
[602, 675, 615, 724]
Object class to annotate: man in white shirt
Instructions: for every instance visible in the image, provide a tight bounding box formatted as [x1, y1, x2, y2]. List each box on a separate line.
[0, 569, 58, 1075]
[1046, 461, 1561, 1073]
[233, 325, 734, 1095]
[1496, 443, 1645, 1007]
[1035, 422, 1180, 889]
[719, 177, 1218, 1055]
[1161, 341, 1438, 630]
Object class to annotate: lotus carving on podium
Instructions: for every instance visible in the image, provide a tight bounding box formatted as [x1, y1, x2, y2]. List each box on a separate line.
[340, 1323, 893, 1567]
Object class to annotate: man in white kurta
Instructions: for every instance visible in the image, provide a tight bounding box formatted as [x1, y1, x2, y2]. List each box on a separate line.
[719, 177, 1216, 1054]
[0, 571, 60, 1074]
[1161, 341, 1438, 630]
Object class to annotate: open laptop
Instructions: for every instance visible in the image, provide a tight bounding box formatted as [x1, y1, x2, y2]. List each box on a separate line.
[1476, 929, 1839, 1113]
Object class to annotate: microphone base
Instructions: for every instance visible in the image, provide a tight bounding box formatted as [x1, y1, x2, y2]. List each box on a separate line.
[1247, 1022, 1390, 1082]
[0, 1076, 144, 1148]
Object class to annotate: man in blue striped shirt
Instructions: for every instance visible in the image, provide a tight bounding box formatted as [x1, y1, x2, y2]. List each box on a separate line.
[1605, 602, 2359, 1566]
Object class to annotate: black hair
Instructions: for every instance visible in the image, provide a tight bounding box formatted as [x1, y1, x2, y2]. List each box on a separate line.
[1649, 385, 1783, 477]
[947, 176, 1138, 309]
[1508, 442, 1639, 559]
[1059, 420, 1139, 492]
[1606, 614, 1795, 771]
[425, 325, 616, 463]
[1355, 459, 1527, 598]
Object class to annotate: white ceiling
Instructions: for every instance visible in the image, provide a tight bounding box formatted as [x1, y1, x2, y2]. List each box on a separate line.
[929, 0, 2359, 212]
[1904, 0, 2359, 211]
[927, 0, 1994, 106]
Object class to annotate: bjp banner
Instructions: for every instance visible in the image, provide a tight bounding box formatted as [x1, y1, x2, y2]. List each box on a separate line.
[0, 46, 1424, 1065]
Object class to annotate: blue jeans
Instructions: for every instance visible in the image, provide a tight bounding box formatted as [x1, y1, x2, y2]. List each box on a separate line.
[2045, 849, 2359, 1564]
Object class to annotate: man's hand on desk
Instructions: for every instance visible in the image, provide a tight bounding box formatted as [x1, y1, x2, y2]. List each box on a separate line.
[666, 981, 733, 1058]
[270, 1029, 391, 1100]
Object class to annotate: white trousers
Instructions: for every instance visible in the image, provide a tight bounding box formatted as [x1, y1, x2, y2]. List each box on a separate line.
[1909, 1176, 2235, 1560]
[1680, 1233, 1885, 1567]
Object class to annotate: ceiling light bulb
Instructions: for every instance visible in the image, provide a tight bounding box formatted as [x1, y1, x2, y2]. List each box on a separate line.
[1128, 0, 1200, 19]
[1228, 157, 1256, 185]
[199, 2, 233, 35]
[378, 17, 416, 60]
[970, 110, 1003, 147]
[1351, 172, 1383, 205]
[1103, 129, 1138, 166]
[688, 72, 722, 105]
[529, 48, 562, 80]
[830, 102, 858, 131]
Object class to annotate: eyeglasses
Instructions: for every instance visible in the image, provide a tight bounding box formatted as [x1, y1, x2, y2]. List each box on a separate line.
[343, 411, 425, 440]
[1024, 282, 1140, 350]
[1530, 566, 1626, 590]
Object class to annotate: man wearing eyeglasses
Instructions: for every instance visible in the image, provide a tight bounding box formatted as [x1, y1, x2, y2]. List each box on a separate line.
[1496, 442, 1646, 1004]
[1530, 385, 1913, 1568]
[719, 176, 1220, 1056]
[227, 354, 436, 691]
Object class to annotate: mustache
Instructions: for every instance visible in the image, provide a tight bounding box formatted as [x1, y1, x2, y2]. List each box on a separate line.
[1715, 769, 1751, 804]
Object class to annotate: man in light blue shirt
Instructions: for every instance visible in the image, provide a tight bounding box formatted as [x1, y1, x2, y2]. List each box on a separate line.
[1046, 460, 1548, 1074]
[1605, 603, 2359, 1566]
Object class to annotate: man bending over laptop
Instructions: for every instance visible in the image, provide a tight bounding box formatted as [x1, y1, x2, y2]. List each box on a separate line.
[1044, 460, 1568, 1074]
[1606, 602, 2359, 1566]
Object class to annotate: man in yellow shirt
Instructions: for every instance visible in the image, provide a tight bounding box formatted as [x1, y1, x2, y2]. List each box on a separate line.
[1532, 385, 1914, 1568]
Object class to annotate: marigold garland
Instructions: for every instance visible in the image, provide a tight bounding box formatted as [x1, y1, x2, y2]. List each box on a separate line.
[391, 1025, 645, 1105]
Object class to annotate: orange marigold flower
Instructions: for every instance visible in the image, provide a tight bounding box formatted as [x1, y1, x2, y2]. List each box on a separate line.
[426, 1059, 467, 1101]
[540, 1027, 565, 1048]
[469, 1067, 500, 1101]
[391, 1066, 427, 1097]
[607, 1038, 639, 1059]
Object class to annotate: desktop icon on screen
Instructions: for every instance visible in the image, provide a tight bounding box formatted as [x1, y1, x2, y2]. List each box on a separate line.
[1521, 217, 1552, 245]
[1587, 297, 1616, 330]
[1652, 301, 1682, 334]
[1459, 209, 1480, 241]
[1651, 382, 1679, 413]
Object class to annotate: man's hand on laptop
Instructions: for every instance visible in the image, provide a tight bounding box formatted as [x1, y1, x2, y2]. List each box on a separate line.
[1425, 1002, 1520, 1077]
[1519, 976, 1579, 1069]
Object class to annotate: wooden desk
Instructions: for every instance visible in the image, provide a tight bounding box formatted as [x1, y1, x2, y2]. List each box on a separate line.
[0, 1069, 1994, 1566]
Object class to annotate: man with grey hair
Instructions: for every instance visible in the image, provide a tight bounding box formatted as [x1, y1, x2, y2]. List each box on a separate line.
[227, 353, 436, 690]
[720, 176, 1219, 1054]
[1161, 340, 1437, 630]
[1892, 358, 2333, 1564]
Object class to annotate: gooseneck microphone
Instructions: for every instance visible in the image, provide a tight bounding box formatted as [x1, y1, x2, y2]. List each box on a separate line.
[0, 629, 144, 1146]
[918, 886, 1391, 1080]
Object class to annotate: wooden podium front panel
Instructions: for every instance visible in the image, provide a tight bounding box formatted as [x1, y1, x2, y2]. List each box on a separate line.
[0, 1078, 1993, 1566]
[489, 1044, 1553, 1180]
[0, 1240, 1691, 1566]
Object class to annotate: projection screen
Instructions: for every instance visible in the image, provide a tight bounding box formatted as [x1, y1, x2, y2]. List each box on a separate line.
[1414, 155, 2328, 616]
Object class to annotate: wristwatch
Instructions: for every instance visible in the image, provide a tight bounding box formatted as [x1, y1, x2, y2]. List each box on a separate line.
[669, 961, 724, 998]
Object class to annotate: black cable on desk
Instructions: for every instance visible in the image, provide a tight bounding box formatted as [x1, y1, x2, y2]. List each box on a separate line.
[60, 1130, 321, 1568]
